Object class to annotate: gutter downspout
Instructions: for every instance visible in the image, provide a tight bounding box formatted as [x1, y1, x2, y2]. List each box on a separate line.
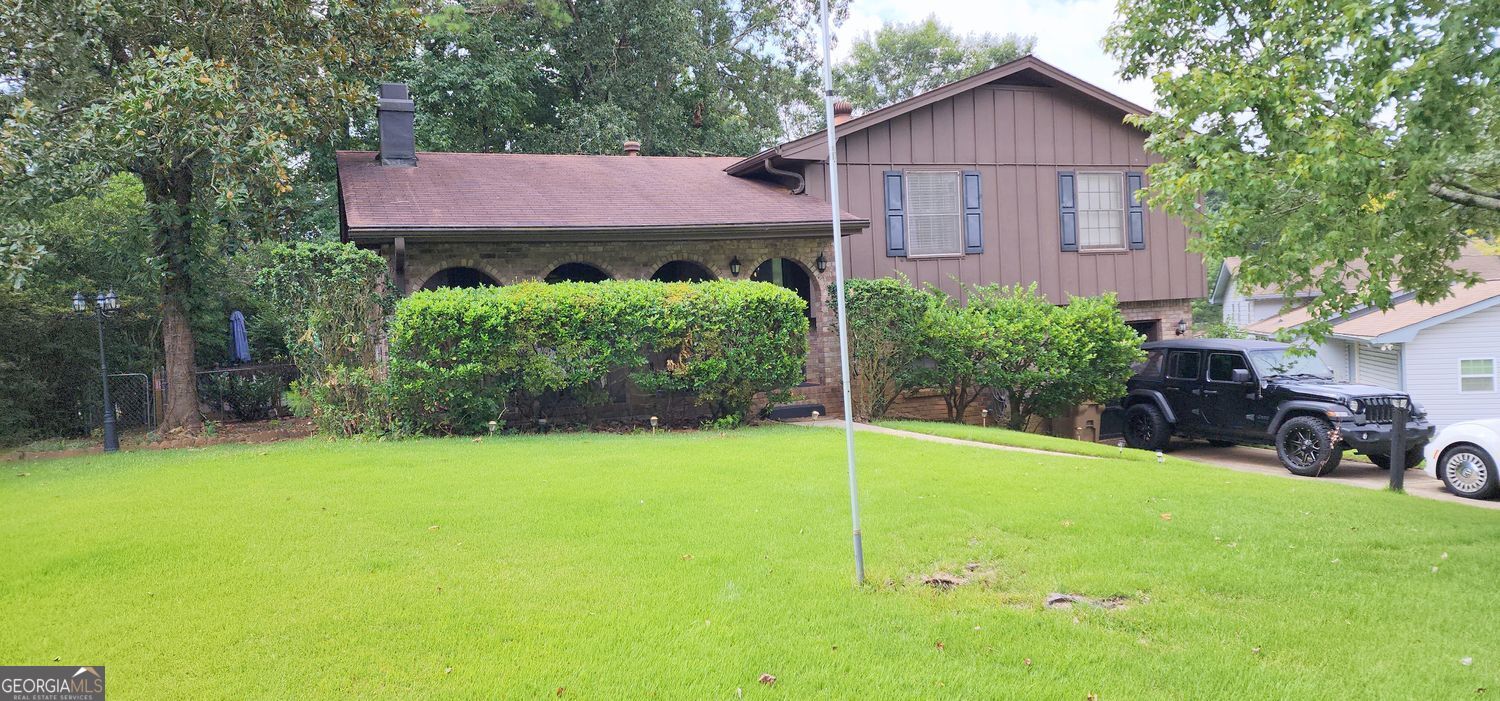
[763, 159, 806, 195]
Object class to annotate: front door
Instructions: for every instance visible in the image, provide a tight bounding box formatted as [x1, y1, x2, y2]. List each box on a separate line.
[1163, 349, 1206, 431]
[1203, 352, 1258, 437]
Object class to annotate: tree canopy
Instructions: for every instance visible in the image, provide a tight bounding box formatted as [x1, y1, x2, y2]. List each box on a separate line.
[402, 0, 847, 156]
[0, 0, 424, 429]
[834, 15, 1035, 113]
[1106, 0, 1499, 339]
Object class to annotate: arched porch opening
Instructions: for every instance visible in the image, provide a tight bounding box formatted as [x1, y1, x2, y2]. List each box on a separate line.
[650, 260, 716, 283]
[545, 262, 611, 284]
[751, 257, 815, 323]
[421, 267, 499, 290]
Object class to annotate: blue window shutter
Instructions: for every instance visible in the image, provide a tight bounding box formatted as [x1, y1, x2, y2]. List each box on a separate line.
[1126, 171, 1146, 250]
[884, 171, 906, 257]
[961, 170, 983, 254]
[1058, 171, 1078, 252]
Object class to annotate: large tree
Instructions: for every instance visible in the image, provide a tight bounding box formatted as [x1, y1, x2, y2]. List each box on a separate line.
[834, 16, 1035, 113]
[401, 0, 844, 156]
[1106, 0, 1499, 339]
[0, 0, 423, 430]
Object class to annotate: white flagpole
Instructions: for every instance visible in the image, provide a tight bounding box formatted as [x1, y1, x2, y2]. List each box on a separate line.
[818, 0, 864, 585]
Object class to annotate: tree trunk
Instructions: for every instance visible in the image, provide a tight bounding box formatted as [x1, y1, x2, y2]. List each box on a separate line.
[142, 166, 202, 432]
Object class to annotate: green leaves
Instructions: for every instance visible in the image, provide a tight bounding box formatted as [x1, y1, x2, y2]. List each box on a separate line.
[1106, 0, 1499, 342]
[834, 16, 1035, 113]
[388, 280, 808, 434]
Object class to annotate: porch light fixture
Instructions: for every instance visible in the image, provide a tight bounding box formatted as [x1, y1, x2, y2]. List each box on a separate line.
[1175, 319, 1188, 336]
[729, 257, 741, 277]
[815, 253, 828, 273]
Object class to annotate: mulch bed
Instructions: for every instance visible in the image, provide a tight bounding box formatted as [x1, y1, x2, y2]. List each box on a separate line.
[3, 418, 318, 463]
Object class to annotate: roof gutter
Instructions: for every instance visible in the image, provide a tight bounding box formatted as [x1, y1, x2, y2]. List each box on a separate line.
[344, 220, 869, 244]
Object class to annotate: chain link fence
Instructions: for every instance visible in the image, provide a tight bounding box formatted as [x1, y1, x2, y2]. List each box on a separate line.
[83, 372, 155, 432]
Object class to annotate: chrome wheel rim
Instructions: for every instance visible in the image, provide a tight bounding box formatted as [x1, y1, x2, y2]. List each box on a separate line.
[1284, 426, 1321, 469]
[1444, 452, 1489, 493]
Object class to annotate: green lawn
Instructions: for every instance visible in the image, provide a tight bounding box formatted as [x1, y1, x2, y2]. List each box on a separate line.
[2, 426, 1496, 699]
[878, 418, 1157, 461]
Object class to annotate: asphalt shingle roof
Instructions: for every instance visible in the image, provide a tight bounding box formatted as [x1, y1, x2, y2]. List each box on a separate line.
[336, 151, 866, 234]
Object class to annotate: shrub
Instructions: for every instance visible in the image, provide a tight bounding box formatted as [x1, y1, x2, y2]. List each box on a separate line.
[967, 284, 1144, 430]
[908, 290, 994, 423]
[636, 280, 808, 422]
[253, 242, 394, 436]
[388, 280, 807, 434]
[831, 277, 927, 420]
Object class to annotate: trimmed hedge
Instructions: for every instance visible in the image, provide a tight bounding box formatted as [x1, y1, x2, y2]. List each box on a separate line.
[388, 280, 808, 434]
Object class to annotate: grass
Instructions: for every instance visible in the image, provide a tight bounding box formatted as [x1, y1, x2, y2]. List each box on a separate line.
[878, 418, 1157, 461]
[2, 426, 1497, 699]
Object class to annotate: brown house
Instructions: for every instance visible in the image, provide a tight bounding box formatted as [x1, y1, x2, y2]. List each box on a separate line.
[338, 56, 1205, 420]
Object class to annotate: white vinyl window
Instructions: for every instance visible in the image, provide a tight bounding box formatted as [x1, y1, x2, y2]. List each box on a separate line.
[1460, 358, 1495, 392]
[904, 171, 963, 257]
[1077, 172, 1125, 250]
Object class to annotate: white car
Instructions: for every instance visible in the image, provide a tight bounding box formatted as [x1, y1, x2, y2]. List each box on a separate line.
[1424, 419, 1500, 500]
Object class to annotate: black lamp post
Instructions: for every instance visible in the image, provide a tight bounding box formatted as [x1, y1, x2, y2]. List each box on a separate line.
[74, 290, 120, 452]
[1388, 395, 1410, 492]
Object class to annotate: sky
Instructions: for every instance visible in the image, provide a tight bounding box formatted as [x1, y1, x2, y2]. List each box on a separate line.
[832, 0, 1155, 109]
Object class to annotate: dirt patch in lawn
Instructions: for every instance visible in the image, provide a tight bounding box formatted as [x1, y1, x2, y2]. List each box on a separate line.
[4, 418, 317, 463]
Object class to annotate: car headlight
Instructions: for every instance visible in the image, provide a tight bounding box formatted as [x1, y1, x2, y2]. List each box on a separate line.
[1410, 401, 1427, 418]
[1346, 399, 1361, 414]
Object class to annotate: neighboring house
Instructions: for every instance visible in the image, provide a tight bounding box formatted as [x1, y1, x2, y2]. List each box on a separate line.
[336, 56, 1206, 419]
[1226, 248, 1500, 428]
[1208, 257, 1318, 327]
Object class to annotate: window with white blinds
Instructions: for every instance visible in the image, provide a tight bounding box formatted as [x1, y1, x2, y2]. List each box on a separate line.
[904, 171, 963, 256]
[1077, 172, 1125, 250]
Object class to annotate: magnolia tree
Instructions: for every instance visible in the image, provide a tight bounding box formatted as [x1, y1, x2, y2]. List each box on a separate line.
[1106, 0, 1499, 340]
[0, 1, 423, 430]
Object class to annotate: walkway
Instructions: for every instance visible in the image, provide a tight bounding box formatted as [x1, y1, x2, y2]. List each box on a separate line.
[800, 419, 1095, 459]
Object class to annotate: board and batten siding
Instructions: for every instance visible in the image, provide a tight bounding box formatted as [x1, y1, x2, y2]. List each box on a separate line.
[1399, 303, 1500, 428]
[1353, 344, 1402, 391]
[800, 85, 1206, 303]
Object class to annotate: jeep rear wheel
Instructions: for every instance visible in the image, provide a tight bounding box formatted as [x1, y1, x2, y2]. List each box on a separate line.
[1124, 403, 1171, 451]
[1274, 415, 1343, 477]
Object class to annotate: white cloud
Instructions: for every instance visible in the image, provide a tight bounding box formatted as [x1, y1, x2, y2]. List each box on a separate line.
[832, 0, 1155, 109]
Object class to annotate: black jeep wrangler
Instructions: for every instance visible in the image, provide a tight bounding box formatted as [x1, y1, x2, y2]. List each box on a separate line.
[1115, 339, 1435, 476]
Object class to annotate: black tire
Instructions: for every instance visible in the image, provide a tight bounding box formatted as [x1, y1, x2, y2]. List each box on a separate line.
[1437, 444, 1499, 500]
[1274, 415, 1343, 477]
[1124, 403, 1171, 451]
[1207, 440, 1236, 448]
[1367, 447, 1423, 471]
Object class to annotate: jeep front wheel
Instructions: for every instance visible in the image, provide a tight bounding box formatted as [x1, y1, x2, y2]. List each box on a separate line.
[1274, 415, 1343, 477]
[1124, 403, 1171, 451]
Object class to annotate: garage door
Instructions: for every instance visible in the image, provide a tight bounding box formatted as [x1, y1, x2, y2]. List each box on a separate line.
[1354, 344, 1401, 390]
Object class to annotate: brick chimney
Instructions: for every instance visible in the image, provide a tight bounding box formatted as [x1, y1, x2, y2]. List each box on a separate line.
[833, 101, 854, 126]
[377, 83, 416, 166]
[623, 140, 642, 156]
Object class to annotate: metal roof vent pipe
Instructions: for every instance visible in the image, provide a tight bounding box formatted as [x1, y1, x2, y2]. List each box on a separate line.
[623, 140, 642, 156]
[833, 101, 854, 125]
[377, 83, 417, 166]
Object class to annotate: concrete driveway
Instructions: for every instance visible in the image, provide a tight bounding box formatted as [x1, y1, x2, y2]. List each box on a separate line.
[1168, 441, 1500, 511]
